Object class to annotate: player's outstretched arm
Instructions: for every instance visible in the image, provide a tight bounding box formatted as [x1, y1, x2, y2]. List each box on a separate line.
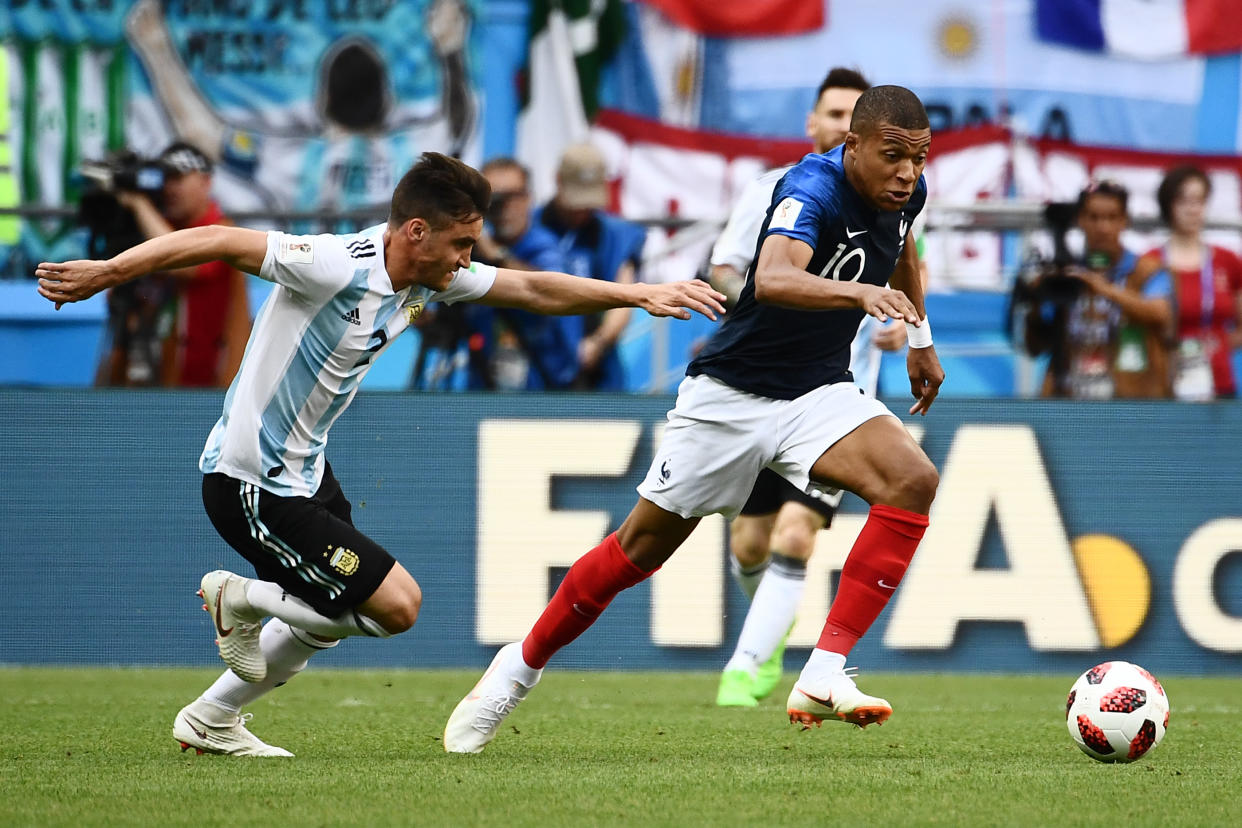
[478, 268, 726, 320]
[37, 226, 268, 309]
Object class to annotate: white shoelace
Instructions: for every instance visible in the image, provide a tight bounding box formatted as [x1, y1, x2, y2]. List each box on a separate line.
[471, 695, 520, 734]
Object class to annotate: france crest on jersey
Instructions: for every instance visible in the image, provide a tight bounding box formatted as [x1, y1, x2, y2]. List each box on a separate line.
[689, 145, 927, 400]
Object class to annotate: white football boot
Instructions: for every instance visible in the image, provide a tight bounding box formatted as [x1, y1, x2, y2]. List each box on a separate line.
[444, 642, 542, 754]
[198, 570, 266, 683]
[173, 702, 293, 757]
[787, 666, 892, 729]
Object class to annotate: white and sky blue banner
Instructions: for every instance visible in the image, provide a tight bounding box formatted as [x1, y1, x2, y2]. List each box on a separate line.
[0, 0, 485, 273]
[604, 0, 1242, 154]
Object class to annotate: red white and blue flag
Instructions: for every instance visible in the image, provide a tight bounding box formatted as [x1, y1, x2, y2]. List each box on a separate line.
[1036, 0, 1242, 59]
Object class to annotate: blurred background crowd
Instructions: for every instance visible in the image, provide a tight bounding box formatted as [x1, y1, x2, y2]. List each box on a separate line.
[3, 0, 1242, 400]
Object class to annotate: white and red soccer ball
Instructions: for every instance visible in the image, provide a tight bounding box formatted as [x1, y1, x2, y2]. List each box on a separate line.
[1066, 661, 1170, 763]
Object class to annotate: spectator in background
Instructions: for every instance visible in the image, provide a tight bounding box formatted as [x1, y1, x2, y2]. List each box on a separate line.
[1023, 181, 1172, 398]
[1152, 166, 1242, 400]
[1072, 180, 1172, 397]
[534, 143, 647, 390]
[465, 158, 579, 389]
[117, 142, 249, 387]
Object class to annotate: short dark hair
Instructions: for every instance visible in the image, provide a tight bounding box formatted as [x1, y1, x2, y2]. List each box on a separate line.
[849, 85, 930, 135]
[1156, 165, 1211, 226]
[390, 152, 491, 229]
[815, 67, 870, 101]
[480, 156, 530, 191]
[1077, 179, 1129, 215]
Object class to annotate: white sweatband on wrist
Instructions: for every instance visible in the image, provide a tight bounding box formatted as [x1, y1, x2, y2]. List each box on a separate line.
[906, 318, 933, 349]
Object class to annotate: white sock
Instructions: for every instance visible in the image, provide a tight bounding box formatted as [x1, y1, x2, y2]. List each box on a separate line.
[798, 648, 847, 686]
[724, 552, 806, 675]
[730, 557, 769, 601]
[199, 619, 338, 715]
[244, 580, 391, 639]
[504, 643, 542, 686]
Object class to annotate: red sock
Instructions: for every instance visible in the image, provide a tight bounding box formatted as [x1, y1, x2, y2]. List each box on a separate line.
[522, 532, 654, 669]
[818, 504, 929, 656]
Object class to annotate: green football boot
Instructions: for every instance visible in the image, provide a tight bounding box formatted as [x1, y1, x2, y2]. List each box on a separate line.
[750, 629, 791, 700]
[716, 669, 760, 707]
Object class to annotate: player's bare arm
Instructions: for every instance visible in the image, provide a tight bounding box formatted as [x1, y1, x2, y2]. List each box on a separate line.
[754, 233, 919, 322]
[478, 268, 726, 321]
[887, 231, 929, 320]
[889, 235, 945, 416]
[114, 191, 217, 282]
[36, 226, 267, 308]
[583, 260, 639, 369]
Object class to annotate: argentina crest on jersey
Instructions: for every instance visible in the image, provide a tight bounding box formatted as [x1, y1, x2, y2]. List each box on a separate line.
[404, 286, 434, 324]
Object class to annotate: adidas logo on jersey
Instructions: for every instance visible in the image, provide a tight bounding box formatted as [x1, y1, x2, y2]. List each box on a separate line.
[346, 239, 376, 259]
[341, 308, 361, 325]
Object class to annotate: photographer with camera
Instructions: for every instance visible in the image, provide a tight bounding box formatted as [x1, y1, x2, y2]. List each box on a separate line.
[112, 142, 250, 388]
[409, 157, 579, 390]
[80, 150, 175, 386]
[1018, 180, 1173, 398]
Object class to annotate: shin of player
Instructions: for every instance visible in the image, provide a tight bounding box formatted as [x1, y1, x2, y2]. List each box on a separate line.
[786, 418, 937, 730]
[443, 500, 696, 753]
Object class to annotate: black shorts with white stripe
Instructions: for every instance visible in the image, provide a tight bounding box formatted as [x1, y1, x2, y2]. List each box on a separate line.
[738, 468, 837, 525]
[201, 463, 396, 617]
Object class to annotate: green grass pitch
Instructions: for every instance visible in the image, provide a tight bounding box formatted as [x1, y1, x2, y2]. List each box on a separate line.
[3, 668, 1238, 827]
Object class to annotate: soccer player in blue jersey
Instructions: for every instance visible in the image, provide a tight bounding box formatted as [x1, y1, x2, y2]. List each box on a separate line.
[445, 86, 944, 753]
[36, 152, 725, 757]
[711, 66, 873, 709]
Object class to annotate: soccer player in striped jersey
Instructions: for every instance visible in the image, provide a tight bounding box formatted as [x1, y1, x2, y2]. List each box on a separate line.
[37, 152, 725, 757]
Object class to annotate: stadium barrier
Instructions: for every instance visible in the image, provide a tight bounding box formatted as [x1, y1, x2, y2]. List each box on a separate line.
[3, 389, 1240, 675]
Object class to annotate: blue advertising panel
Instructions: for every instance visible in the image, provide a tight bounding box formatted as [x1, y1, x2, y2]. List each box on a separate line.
[2, 390, 1239, 675]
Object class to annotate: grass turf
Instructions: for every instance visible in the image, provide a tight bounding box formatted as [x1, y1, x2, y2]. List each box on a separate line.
[2, 668, 1237, 827]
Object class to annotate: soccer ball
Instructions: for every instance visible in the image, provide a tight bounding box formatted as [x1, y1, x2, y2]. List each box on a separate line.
[1065, 661, 1170, 763]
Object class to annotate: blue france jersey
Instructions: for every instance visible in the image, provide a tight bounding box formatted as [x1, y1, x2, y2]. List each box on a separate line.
[688, 145, 926, 399]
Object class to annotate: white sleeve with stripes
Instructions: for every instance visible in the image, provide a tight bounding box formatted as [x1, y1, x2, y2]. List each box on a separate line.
[259, 231, 354, 302]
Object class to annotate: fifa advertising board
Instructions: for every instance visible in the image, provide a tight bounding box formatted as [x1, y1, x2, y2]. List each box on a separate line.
[2, 391, 1240, 673]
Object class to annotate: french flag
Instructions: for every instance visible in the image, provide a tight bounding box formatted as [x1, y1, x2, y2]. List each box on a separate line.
[1036, 0, 1242, 59]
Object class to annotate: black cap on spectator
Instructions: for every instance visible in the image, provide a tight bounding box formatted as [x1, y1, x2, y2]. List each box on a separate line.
[160, 142, 213, 176]
[1076, 178, 1129, 214]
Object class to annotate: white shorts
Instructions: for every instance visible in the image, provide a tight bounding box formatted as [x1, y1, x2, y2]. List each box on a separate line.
[637, 375, 897, 520]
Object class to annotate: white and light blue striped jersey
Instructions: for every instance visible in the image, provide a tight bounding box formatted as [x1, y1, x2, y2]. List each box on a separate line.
[199, 224, 496, 497]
